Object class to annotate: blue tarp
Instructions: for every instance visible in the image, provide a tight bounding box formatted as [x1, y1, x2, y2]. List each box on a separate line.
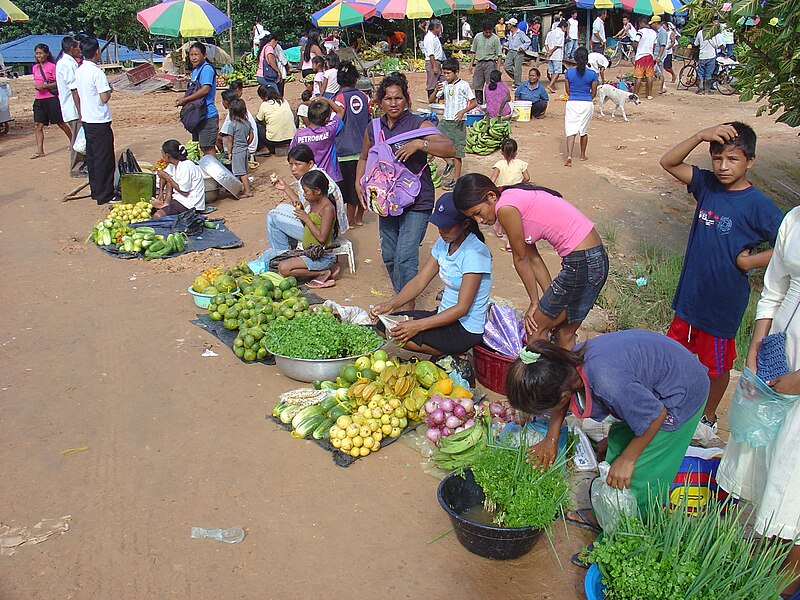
[0, 34, 164, 64]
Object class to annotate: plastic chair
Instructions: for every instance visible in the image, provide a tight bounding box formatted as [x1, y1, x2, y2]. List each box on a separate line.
[297, 237, 356, 274]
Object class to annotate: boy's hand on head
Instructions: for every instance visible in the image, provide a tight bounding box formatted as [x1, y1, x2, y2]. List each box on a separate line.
[698, 123, 739, 145]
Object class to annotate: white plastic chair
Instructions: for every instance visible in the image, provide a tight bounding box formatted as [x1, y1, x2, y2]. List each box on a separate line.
[297, 237, 355, 274]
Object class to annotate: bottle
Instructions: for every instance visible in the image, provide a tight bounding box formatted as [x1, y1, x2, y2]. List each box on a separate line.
[190, 526, 245, 543]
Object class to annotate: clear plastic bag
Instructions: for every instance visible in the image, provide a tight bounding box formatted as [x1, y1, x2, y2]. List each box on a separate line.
[728, 367, 800, 448]
[323, 300, 371, 325]
[590, 461, 638, 532]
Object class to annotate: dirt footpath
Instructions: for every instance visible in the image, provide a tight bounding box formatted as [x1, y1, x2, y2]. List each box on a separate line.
[0, 65, 798, 599]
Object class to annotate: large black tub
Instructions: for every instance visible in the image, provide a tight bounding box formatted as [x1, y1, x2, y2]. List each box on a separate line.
[437, 468, 544, 560]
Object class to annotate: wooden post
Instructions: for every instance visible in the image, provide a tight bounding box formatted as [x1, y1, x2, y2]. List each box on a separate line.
[226, 0, 234, 59]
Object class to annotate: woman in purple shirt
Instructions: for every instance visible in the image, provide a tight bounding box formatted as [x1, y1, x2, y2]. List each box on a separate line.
[505, 330, 708, 527]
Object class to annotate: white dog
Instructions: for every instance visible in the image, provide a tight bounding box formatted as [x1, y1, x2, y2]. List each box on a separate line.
[596, 84, 641, 122]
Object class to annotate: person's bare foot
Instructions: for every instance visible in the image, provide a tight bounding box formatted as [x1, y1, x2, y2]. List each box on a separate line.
[564, 157, 572, 167]
[546, 87, 556, 94]
[579, 155, 588, 161]
[353, 221, 364, 227]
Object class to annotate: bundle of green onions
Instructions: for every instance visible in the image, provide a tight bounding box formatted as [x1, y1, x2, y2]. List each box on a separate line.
[589, 492, 793, 599]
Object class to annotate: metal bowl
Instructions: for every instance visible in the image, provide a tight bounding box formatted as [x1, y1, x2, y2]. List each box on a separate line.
[198, 155, 243, 199]
[271, 352, 372, 382]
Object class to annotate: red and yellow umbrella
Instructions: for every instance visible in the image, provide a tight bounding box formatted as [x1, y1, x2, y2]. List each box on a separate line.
[312, 0, 377, 27]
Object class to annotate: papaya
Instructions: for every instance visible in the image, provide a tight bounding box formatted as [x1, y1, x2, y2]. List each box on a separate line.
[429, 378, 454, 396]
[450, 385, 473, 399]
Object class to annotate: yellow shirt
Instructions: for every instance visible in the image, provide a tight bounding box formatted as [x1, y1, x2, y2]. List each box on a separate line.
[493, 158, 529, 187]
[256, 99, 297, 142]
[495, 23, 506, 39]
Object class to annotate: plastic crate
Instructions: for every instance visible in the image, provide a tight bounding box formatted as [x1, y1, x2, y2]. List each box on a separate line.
[473, 344, 516, 395]
[127, 63, 156, 85]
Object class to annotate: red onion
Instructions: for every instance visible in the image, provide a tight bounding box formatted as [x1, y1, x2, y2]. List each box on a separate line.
[460, 398, 474, 413]
[439, 398, 454, 413]
[442, 427, 453, 436]
[430, 408, 446, 425]
[489, 403, 505, 417]
[424, 400, 438, 414]
[445, 415, 461, 430]
[426, 427, 441, 444]
[452, 404, 467, 419]
[454, 426, 465, 434]
[465, 418, 475, 428]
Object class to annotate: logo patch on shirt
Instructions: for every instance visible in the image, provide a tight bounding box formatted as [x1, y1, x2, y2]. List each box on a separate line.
[718, 216, 732, 235]
[698, 209, 720, 227]
[349, 94, 364, 114]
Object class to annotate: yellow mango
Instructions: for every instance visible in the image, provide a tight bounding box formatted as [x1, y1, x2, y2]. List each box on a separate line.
[449, 385, 473, 399]
[429, 378, 454, 396]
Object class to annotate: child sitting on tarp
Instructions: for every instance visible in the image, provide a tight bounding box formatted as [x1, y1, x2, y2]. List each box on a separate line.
[151, 140, 205, 217]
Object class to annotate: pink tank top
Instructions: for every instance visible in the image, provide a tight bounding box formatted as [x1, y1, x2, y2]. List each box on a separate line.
[495, 187, 594, 257]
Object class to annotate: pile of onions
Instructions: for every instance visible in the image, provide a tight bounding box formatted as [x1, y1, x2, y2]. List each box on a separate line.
[482, 401, 526, 425]
[424, 395, 476, 445]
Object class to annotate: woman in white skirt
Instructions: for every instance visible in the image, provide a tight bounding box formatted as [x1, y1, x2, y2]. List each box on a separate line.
[718, 206, 800, 596]
[563, 47, 598, 167]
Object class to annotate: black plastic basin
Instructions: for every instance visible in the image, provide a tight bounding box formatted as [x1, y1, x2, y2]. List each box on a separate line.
[437, 468, 544, 560]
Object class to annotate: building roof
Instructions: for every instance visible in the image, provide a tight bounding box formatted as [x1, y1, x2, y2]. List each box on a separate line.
[0, 34, 163, 64]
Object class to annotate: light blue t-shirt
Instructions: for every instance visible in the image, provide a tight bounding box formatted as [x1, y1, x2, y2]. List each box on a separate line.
[192, 62, 218, 119]
[431, 233, 492, 334]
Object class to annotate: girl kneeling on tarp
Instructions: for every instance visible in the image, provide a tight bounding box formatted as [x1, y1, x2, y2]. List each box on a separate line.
[151, 140, 205, 217]
[504, 330, 708, 528]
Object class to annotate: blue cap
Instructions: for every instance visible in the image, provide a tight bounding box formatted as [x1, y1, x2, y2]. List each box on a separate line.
[429, 192, 466, 229]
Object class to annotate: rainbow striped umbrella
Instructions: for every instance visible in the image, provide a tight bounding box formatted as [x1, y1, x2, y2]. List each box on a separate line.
[576, 0, 622, 9]
[312, 0, 376, 27]
[620, 0, 673, 15]
[376, 0, 453, 20]
[137, 0, 231, 37]
[0, 0, 28, 22]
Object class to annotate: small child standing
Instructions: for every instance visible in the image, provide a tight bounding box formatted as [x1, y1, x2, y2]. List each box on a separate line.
[660, 122, 783, 442]
[429, 57, 477, 190]
[311, 56, 325, 96]
[320, 53, 340, 99]
[297, 89, 313, 127]
[490, 138, 529, 247]
[228, 98, 254, 197]
[483, 70, 512, 119]
[290, 98, 342, 183]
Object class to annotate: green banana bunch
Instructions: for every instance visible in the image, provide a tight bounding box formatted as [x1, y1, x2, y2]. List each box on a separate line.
[431, 421, 489, 471]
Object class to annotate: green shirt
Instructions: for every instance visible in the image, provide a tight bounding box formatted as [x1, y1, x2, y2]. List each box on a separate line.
[302, 211, 334, 248]
[471, 33, 502, 62]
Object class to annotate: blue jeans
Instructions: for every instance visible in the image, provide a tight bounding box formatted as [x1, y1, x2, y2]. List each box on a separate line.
[565, 39, 578, 59]
[248, 204, 304, 273]
[697, 58, 716, 80]
[379, 210, 430, 292]
[530, 36, 540, 53]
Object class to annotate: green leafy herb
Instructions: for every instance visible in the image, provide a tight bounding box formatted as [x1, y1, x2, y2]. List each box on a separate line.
[264, 314, 381, 360]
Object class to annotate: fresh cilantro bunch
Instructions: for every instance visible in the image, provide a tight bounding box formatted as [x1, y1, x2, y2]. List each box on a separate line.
[265, 313, 381, 359]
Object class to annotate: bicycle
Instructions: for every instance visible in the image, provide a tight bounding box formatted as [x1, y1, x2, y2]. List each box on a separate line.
[678, 55, 737, 95]
[607, 37, 634, 68]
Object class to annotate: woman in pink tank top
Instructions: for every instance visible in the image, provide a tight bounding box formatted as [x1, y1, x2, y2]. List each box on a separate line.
[453, 173, 608, 348]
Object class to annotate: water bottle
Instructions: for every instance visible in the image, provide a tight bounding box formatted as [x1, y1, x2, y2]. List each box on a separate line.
[190, 526, 245, 543]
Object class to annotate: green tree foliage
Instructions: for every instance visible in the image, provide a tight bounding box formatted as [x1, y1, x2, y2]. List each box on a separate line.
[0, 0, 83, 43]
[229, 0, 328, 50]
[685, 0, 800, 127]
[78, 0, 154, 47]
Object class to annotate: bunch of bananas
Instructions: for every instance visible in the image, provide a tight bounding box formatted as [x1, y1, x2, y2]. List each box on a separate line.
[466, 117, 511, 156]
[429, 157, 443, 189]
[431, 418, 489, 471]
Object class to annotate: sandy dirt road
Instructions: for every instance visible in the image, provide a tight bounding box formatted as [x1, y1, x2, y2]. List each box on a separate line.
[0, 64, 798, 599]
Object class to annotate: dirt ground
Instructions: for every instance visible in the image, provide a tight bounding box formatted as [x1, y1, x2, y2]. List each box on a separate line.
[1, 62, 799, 599]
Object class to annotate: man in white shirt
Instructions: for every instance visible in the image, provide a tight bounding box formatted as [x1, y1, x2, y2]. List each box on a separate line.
[587, 51, 610, 84]
[592, 10, 608, 53]
[566, 10, 579, 60]
[423, 19, 446, 98]
[694, 17, 725, 94]
[504, 18, 531, 86]
[56, 36, 85, 178]
[461, 16, 473, 40]
[71, 37, 116, 205]
[632, 15, 659, 99]
[253, 20, 266, 54]
[544, 19, 568, 93]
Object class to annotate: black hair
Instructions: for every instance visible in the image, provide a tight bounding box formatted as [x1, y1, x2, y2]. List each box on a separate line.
[661, 13, 671, 23]
[311, 55, 325, 68]
[221, 89, 238, 104]
[303, 30, 321, 62]
[375, 72, 411, 105]
[528, 66, 541, 78]
[162, 139, 188, 161]
[60, 36, 78, 56]
[482, 19, 494, 31]
[598, 9, 607, 16]
[288, 143, 315, 164]
[185, 41, 207, 71]
[574, 46, 588, 76]
[488, 69, 502, 91]
[467, 220, 485, 243]
[337, 61, 359, 88]
[228, 79, 243, 91]
[300, 89, 312, 102]
[258, 84, 283, 103]
[501, 137, 518, 161]
[228, 98, 247, 121]
[622, 13, 631, 20]
[300, 170, 339, 239]
[34, 43, 56, 64]
[79, 37, 100, 60]
[307, 98, 331, 126]
[324, 53, 340, 70]
[638, 15, 649, 26]
[505, 340, 586, 415]
[452, 173, 563, 212]
[442, 57, 460, 73]
[709, 121, 757, 159]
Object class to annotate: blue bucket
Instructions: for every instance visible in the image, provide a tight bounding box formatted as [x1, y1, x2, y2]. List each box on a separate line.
[585, 564, 605, 599]
[465, 113, 485, 127]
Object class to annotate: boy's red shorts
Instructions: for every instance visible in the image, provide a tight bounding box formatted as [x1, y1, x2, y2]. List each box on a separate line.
[667, 315, 736, 378]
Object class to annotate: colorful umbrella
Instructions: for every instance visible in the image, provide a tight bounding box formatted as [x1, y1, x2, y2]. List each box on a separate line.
[620, 0, 673, 14]
[376, 0, 453, 20]
[0, 0, 29, 22]
[312, 0, 376, 27]
[666, 0, 687, 14]
[449, 0, 492, 10]
[466, 0, 495, 12]
[137, 0, 231, 38]
[576, 0, 621, 8]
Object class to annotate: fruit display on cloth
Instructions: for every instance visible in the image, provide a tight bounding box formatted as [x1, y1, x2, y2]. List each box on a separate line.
[89, 215, 188, 257]
[428, 156, 442, 189]
[465, 117, 511, 156]
[108, 200, 153, 226]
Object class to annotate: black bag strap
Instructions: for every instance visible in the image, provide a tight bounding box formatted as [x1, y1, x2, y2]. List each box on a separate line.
[781, 299, 800, 334]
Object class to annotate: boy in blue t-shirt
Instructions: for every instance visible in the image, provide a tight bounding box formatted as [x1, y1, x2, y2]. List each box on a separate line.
[660, 122, 783, 440]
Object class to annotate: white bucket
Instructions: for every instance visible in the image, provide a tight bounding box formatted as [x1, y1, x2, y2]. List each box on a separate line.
[510, 100, 532, 122]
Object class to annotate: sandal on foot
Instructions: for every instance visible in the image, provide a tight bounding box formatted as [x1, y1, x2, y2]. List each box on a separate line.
[30, 153, 44, 160]
[565, 509, 602, 534]
[307, 277, 336, 289]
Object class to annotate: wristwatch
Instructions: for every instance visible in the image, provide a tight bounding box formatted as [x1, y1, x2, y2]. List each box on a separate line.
[423, 140, 429, 149]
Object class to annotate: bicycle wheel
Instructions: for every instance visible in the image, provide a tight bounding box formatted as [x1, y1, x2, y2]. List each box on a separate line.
[679, 64, 697, 89]
[716, 71, 735, 95]
[609, 47, 622, 68]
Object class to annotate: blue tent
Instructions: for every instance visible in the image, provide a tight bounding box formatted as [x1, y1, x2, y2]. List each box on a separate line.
[0, 34, 163, 64]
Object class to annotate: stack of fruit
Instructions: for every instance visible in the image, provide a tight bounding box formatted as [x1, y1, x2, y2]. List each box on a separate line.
[428, 157, 443, 189]
[107, 200, 153, 226]
[185, 141, 202, 161]
[328, 394, 409, 458]
[424, 394, 478, 445]
[465, 117, 511, 156]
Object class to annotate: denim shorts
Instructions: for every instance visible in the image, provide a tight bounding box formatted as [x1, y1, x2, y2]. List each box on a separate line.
[548, 60, 563, 75]
[539, 244, 609, 323]
[301, 253, 335, 271]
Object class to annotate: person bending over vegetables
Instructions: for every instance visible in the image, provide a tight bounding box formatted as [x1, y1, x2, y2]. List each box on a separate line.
[151, 140, 205, 217]
[370, 193, 492, 356]
[453, 173, 607, 348]
[504, 330, 708, 528]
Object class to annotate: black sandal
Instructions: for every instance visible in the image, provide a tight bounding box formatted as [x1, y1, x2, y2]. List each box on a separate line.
[564, 509, 602, 534]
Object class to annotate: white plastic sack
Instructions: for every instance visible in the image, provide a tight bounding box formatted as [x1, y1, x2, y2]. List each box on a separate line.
[590, 461, 638, 532]
[323, 300, 371, 325]
[72, 126, 86, 154]
[0, 82, 10, 113]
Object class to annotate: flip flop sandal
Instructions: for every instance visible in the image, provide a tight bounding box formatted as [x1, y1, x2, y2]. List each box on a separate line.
[564, 509, 602, 534]
[307, 278, 335, 289]
[571, 543, 594, 569]
[329, 265, 341, 280]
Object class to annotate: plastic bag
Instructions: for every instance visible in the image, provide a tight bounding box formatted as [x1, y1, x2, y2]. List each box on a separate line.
[435, 355, 476, 387]
[72, 126, 86, 154]
[0, 82, 10, 113]
[728, 367, 800, 448]
[377, 314, 411, 341]
[323, 300, 371, 325]
[590, 461, 638, 532]
[482, 304, 525, 359]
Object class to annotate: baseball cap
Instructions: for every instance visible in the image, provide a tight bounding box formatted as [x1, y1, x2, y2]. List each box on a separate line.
[507, 17, 518, 25]
[649, 15, 661, 24]
[429, 193, 466, 229]
[558, 19, 569, 28]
